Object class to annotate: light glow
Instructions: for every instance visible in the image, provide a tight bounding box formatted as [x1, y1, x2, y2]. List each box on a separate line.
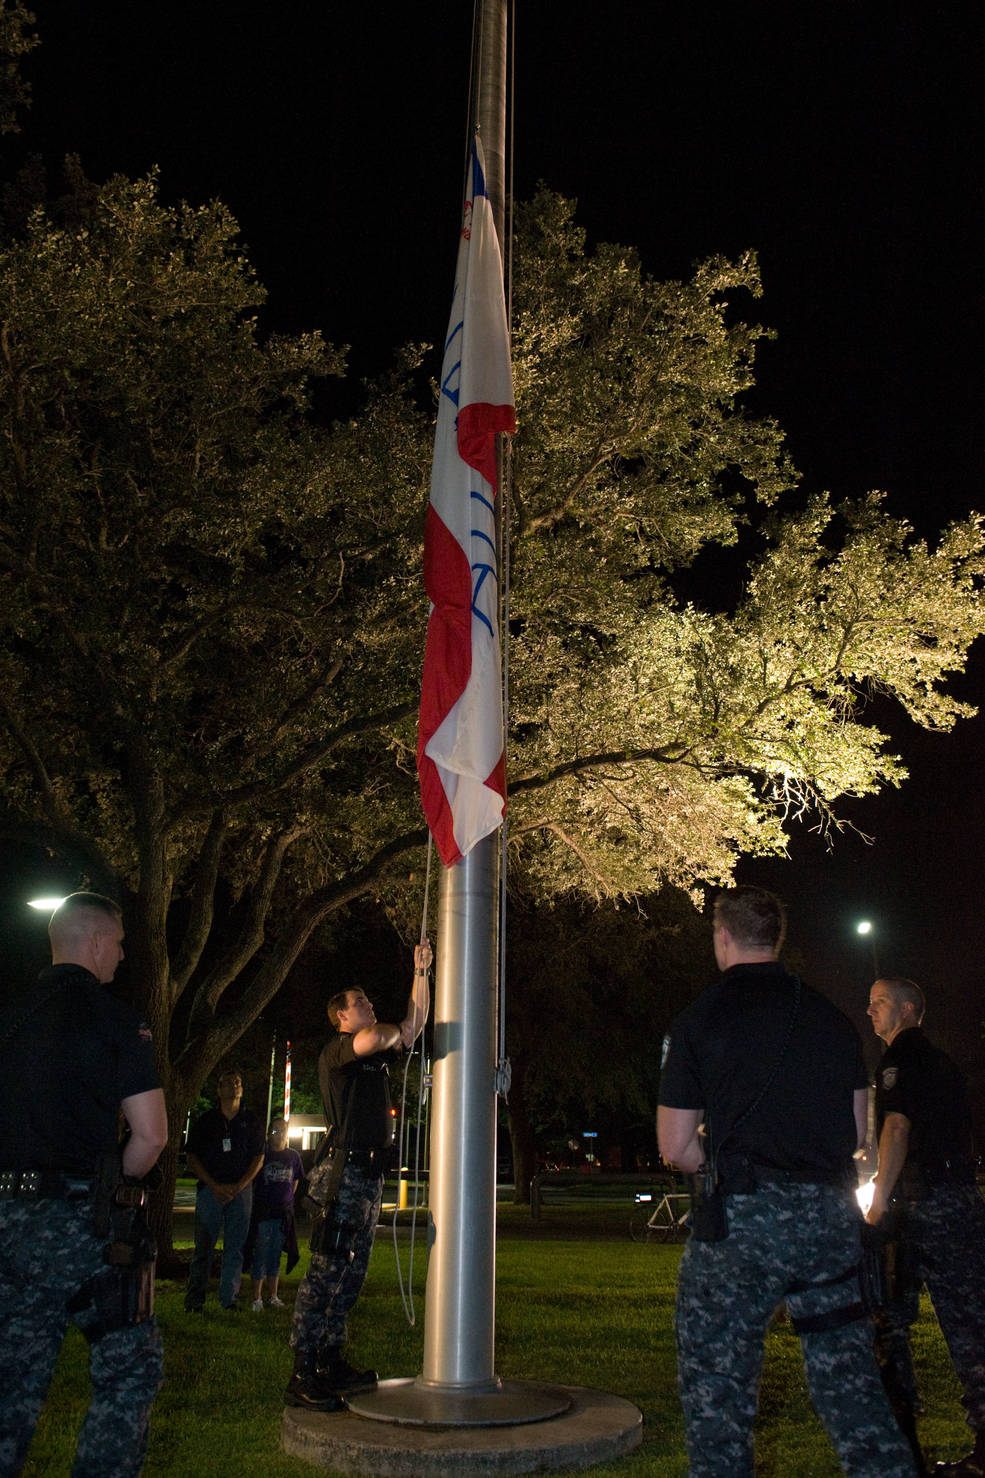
[27, 896, 68, 912]
[856, 1179, 875, 1215]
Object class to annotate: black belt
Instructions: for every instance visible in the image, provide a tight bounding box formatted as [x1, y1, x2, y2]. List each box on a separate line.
[748, 1163, 849, 1189]
[0, 1169, 94, 1200]
[327, 1148, 387, 1171]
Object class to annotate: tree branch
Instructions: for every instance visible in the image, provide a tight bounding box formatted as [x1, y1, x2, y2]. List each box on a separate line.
[174, 824, 428, 1086]
[169, 809, 228, 1002]
[179, 700, 418, 816]
[185, 826, 304, 1032]
[510, 742, 693, 796]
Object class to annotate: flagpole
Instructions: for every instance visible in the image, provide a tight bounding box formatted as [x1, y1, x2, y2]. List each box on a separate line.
[418, 0, 508, 1395]
[421, 836, 499, 1388]
[284, 0, 646, 1457]
[349, 0, 562, 1424]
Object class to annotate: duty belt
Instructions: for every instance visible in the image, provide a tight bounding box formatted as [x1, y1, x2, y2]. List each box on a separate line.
[327, 1147, 387, 1171]
[747, 1163, 849, 1189]
[0, 1169, 94, 1200]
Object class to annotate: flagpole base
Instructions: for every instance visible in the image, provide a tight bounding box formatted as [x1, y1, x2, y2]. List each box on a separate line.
[282, 1382, 643, 1476]
[345, 1376, 569, 1426]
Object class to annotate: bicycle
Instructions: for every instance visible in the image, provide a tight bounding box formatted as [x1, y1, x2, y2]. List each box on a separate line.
[630, 1183, 691, 1242]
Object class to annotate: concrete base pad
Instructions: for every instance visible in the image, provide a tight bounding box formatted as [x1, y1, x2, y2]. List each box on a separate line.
[282, 1382, 643, 1476]
[347, 1377, 572, 1426]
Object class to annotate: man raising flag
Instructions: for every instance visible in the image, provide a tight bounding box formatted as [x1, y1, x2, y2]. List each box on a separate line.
[417, 133, 516, 867]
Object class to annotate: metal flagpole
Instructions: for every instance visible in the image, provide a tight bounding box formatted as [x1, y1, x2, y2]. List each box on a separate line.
[421, 833, 500, 1390]
[289, 1, 644, 1456]
[349, 0, 564, 1425]
[417, 0, 507, 1394]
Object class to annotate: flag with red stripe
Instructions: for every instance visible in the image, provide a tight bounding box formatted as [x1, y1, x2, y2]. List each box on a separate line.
[417, 135, 516, 866]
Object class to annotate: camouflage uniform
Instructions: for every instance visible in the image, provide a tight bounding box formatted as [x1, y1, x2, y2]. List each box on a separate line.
[0, 1197, 162, 1478]
[676, 1182, 916, 1478]
[899, 1187, 985, 1431]
[874, 1027, 985, 1446]
[290, 1162, 384, 1357]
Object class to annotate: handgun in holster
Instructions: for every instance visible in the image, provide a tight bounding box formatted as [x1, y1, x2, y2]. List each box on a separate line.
[71, 1152, 158, 1335]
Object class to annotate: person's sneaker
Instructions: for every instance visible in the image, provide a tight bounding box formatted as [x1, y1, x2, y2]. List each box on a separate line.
[252, 1298, 263, 1312]
[221, 1302, 241, 1312]
[268, 1295, 285, 1308]
[284, 1362, 346, 1412]
[318, 1351, 378, 1393]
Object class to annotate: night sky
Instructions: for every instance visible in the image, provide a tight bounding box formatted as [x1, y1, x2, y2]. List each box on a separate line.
[7, 3, 985, 1061]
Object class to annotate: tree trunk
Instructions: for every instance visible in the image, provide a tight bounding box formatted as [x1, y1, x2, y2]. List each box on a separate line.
[147, 1081, 198, 1271]
[505, 1057, 539, 1205]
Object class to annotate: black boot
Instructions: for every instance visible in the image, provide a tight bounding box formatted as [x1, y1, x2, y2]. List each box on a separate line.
[284, 1352, 347, 1411]
[936, 1432, 985, 1476]
[317, 1346, 378, 1394]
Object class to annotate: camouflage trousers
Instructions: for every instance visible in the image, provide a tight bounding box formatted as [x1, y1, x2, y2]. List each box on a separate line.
[675, 1182, 916, 1478]
[290, 1163, 383, 1356]
[0, 1197, 163, 1478]
[894, 1186, 985, 1432]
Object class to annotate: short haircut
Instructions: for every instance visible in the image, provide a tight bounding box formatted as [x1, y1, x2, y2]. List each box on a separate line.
[48, 891, 122, 940]
[327, 989, 353, 1030]
[880, 977, 926, 1022]
[217, 1069, 242, 1090]
[713, 885, 786, 953]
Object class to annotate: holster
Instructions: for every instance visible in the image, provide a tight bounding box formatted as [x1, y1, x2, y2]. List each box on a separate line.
[859, 1204, 913, 1312]
[89, 1150, 122, 1238]
[309, 1200, 353, 1260]
[67, 1199, 157, 1338]
[689, 1163, 728, 1242]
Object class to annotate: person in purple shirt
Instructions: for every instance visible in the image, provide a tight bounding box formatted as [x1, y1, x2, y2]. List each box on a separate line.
[250, 1119, 303, 1311]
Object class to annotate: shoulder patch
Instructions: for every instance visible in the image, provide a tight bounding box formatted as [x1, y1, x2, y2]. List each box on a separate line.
[880, 1065, 897, 1090]
[661, 1033, 671, 1069]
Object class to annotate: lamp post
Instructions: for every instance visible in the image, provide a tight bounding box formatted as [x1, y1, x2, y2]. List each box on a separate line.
[856, 919, 880, 977]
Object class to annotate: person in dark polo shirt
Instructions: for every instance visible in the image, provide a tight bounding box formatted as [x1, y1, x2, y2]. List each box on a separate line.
[866, 978, 985, 1477]
[285, 942, 431, 1411]
[0, 891, 167, 1477]
[659, 886, 914, 1478]
[184, 1070, 265, 1312]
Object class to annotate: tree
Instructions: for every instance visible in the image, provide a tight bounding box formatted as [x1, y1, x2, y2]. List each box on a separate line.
[2, 174, 984, 1244]
[0, 0, 36, 138]
[0, 170, 432, 1251]
[504, 888, 708, 1199]
[502, 192, 985, 903]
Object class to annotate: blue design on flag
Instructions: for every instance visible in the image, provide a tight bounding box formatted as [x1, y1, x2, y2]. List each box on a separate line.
[417, 134, 516, 867]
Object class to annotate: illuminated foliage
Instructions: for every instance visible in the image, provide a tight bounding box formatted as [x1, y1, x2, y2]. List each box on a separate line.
[0, 0, 36, 137]
[2, 175, 984, 1233]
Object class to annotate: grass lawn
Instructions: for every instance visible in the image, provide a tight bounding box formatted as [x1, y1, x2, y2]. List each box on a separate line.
[19, 1200, 972, 1476]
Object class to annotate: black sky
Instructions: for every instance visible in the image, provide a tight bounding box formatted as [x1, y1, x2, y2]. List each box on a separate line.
[7, 2, 985, 1057]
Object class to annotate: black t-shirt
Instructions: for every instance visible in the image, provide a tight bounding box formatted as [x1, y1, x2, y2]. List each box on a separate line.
[876, 1026, 974, 1183]
[0, 964, 160, 1174]
[659, 962, 866, 1184]
[318, 1033, 396, 1152]
[186, 1104, 265, 1184]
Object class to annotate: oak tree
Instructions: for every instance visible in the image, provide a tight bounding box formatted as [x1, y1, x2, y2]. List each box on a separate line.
[2, 175, 983, 1234]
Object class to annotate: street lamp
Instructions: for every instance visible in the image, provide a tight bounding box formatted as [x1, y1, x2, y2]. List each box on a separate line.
[856, 919, 879, 976]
